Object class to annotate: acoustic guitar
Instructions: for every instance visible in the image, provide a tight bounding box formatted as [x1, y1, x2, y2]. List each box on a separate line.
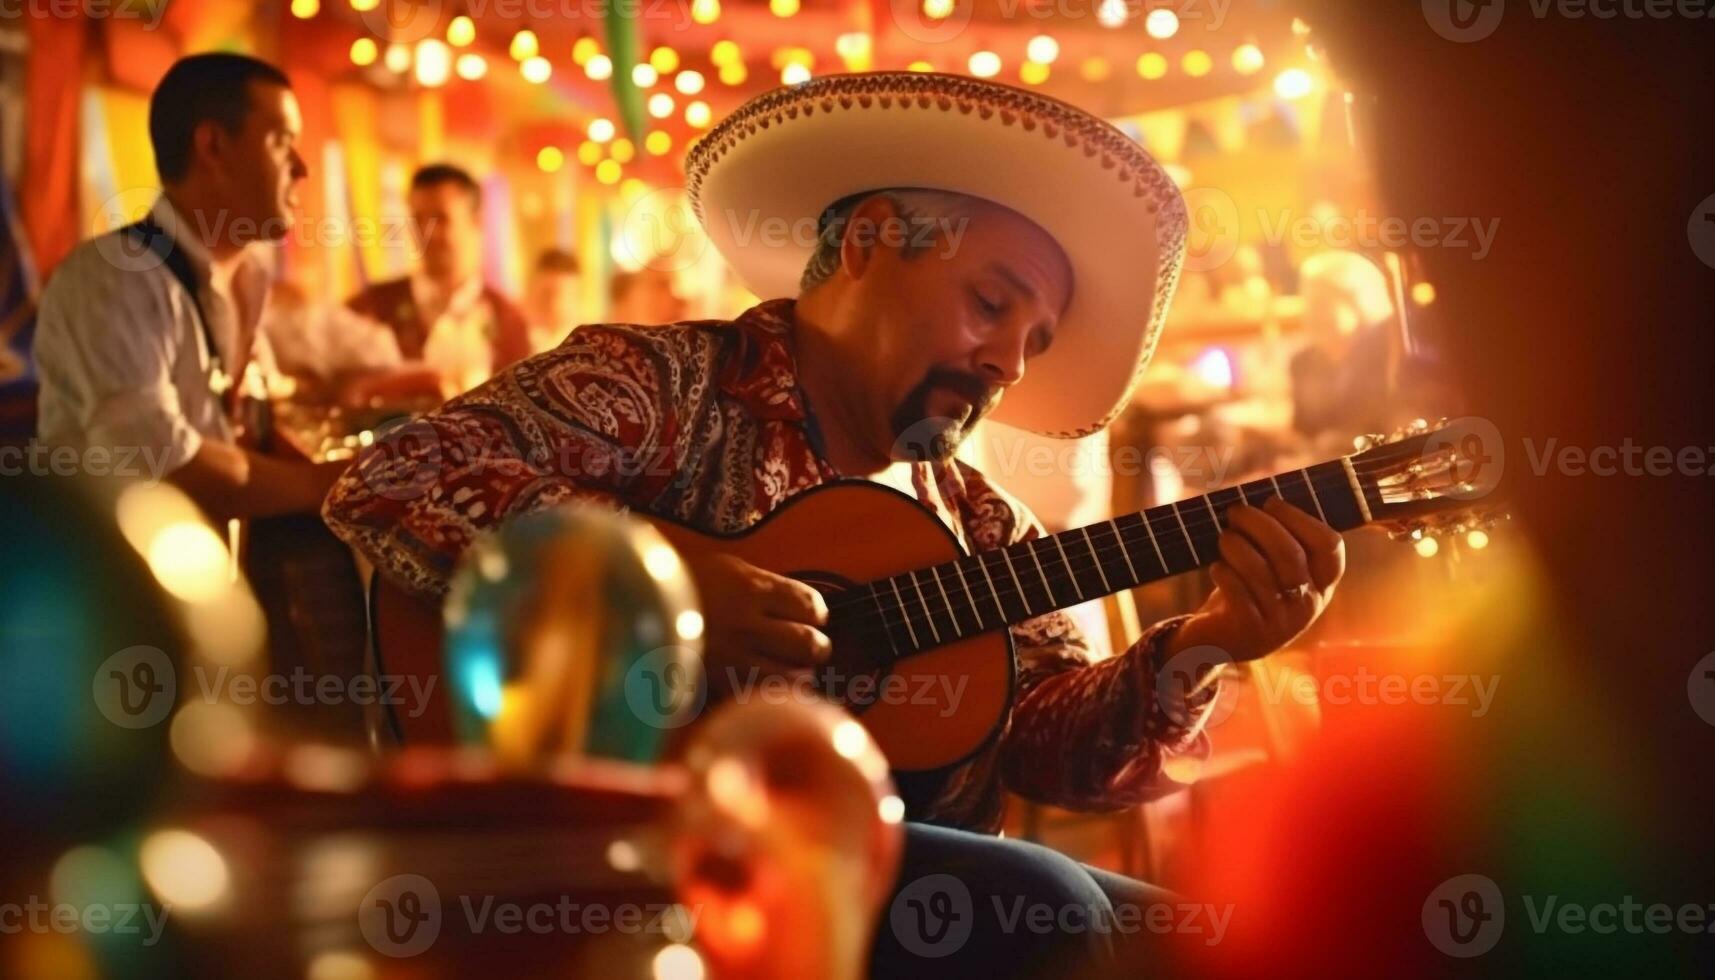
[373, 421, 1497, 773]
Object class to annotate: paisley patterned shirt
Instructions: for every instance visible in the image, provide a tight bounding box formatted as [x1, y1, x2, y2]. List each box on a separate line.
[323, 298, 1216, 832]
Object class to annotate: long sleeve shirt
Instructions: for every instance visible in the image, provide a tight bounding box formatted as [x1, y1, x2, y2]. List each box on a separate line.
[323, 297, 1217, 832]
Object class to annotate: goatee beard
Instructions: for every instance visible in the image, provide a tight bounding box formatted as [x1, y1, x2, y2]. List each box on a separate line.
[889, 369, 998, 462]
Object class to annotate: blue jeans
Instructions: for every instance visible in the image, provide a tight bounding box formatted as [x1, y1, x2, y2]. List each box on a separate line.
[870, 822, 1178, 979]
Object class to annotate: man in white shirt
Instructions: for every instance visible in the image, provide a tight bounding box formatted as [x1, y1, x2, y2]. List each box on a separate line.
[34, 52, 346, 520]
[344, 164, 530, 403]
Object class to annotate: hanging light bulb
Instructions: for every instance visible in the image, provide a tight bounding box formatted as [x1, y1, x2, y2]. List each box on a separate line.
[509, 30, 539, 61]
[675, 70, 705, 95]
[415, 39, 452, 87]
[1026, 35, 1059, 65]
[967, 51, 1001, 78]
[585, 54, 613, 80]
[521, 55, 552, 84]
[648, 93, 675, 118]
[588, 118, 616, 143]
[447, 15, 476, 47]
[1145, 9, 1179, 39]
[1096, 0, 1128, 29]
[456, 53, 488, 80]
[350, 37, 379, 67]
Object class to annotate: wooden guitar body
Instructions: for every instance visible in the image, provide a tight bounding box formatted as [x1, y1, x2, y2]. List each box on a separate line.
[373, 481, 1017, 773]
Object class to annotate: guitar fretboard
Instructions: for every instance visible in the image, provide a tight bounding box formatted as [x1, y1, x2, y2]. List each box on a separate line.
[843, 459, 1375, 660]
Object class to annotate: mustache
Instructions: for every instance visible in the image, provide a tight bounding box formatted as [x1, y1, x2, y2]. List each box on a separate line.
[914, 368, 999, 419]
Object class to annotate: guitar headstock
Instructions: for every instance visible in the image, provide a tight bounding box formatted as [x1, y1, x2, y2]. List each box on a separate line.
[1349, 417, 1508, 543]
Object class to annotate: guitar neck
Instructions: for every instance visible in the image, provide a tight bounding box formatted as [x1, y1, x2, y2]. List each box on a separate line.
[851, 457, 1380, 655]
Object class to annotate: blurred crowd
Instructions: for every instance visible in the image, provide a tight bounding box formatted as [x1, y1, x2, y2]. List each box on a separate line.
[260, 161, 687, 413]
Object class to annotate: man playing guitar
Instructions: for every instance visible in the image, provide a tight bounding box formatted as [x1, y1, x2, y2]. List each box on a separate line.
[324, 72, 1345, 978]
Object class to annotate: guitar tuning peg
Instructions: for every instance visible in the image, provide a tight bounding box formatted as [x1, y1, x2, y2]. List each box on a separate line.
[1354, 432, 1388, 450]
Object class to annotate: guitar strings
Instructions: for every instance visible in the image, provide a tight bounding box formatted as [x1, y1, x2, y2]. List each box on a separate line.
[818, 464, 1401, 641]
[824, 464, 1373, 617]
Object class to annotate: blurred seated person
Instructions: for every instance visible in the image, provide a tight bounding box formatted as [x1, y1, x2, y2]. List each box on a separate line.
[608, 264, 687, 325]
[1289, 250, 1399, 455]
[525, 247, 583, 353]
[260, 278, 405, 398]
[343, 164, 530, 405]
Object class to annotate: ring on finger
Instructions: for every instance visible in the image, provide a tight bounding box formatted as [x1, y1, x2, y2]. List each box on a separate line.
[1276, 582, 1313, 602]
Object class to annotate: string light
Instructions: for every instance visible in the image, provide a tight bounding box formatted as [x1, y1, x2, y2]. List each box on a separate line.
[447, 15, 476, 47]
[675, 70, 705, 95]
[537, 147, 565, 172]
[1466, 529, 1490, 550]
[922, 0, 954, 20]
[1026, 35, 1059, 64]
[690, 0, 720, 25]
[1136, 52, 1167, 80]
[1414, 535, 1440, 558]
[646, 131, 673, 155]
[1020, 61, 1049, 85]
[1096, 0, 1128, 29]
[711, 40, 741, 66]
[573, 37, 601, 65]
[1080, 56, 1111, 82]
[649, 93, 676, 118]
[350, 37, 378, 67]
[595, 159, 622, 185]
[521, 55, 552, 84]
[585, 54, 613, 80]
[588, 118, 616, 143]
[1145, 9, 1179, 38]
[1183, 50, 1213, 78]
[290, 0, 319, 19]
[1412, 282, 1437, 306]
[836, 32, 872, 71]
[383, 42, 411, 74]
[350, 0, 378, 11]
[577, 141, 603, 165]
[907, 60, 934, 72]
[968, 51, 1001, 78]
[686, 100, 712, 127]
[509, 29, 539, 61]
[718, 62, 748, 86]
[781, 63, 810, 85]
[611, 138, 635, 163]
[1274, 68, 1314, 99]
[456, 53, 487, 80]
[771, 0, 800, 15]
[633, 63, 659, 87]
[1232, 43, 1265, 75]
[650, 46, 680, 73]
[415, 39, 452, 87]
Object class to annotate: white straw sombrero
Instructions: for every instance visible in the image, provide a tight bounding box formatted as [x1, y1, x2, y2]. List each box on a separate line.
[685, 71, 1189, 439]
